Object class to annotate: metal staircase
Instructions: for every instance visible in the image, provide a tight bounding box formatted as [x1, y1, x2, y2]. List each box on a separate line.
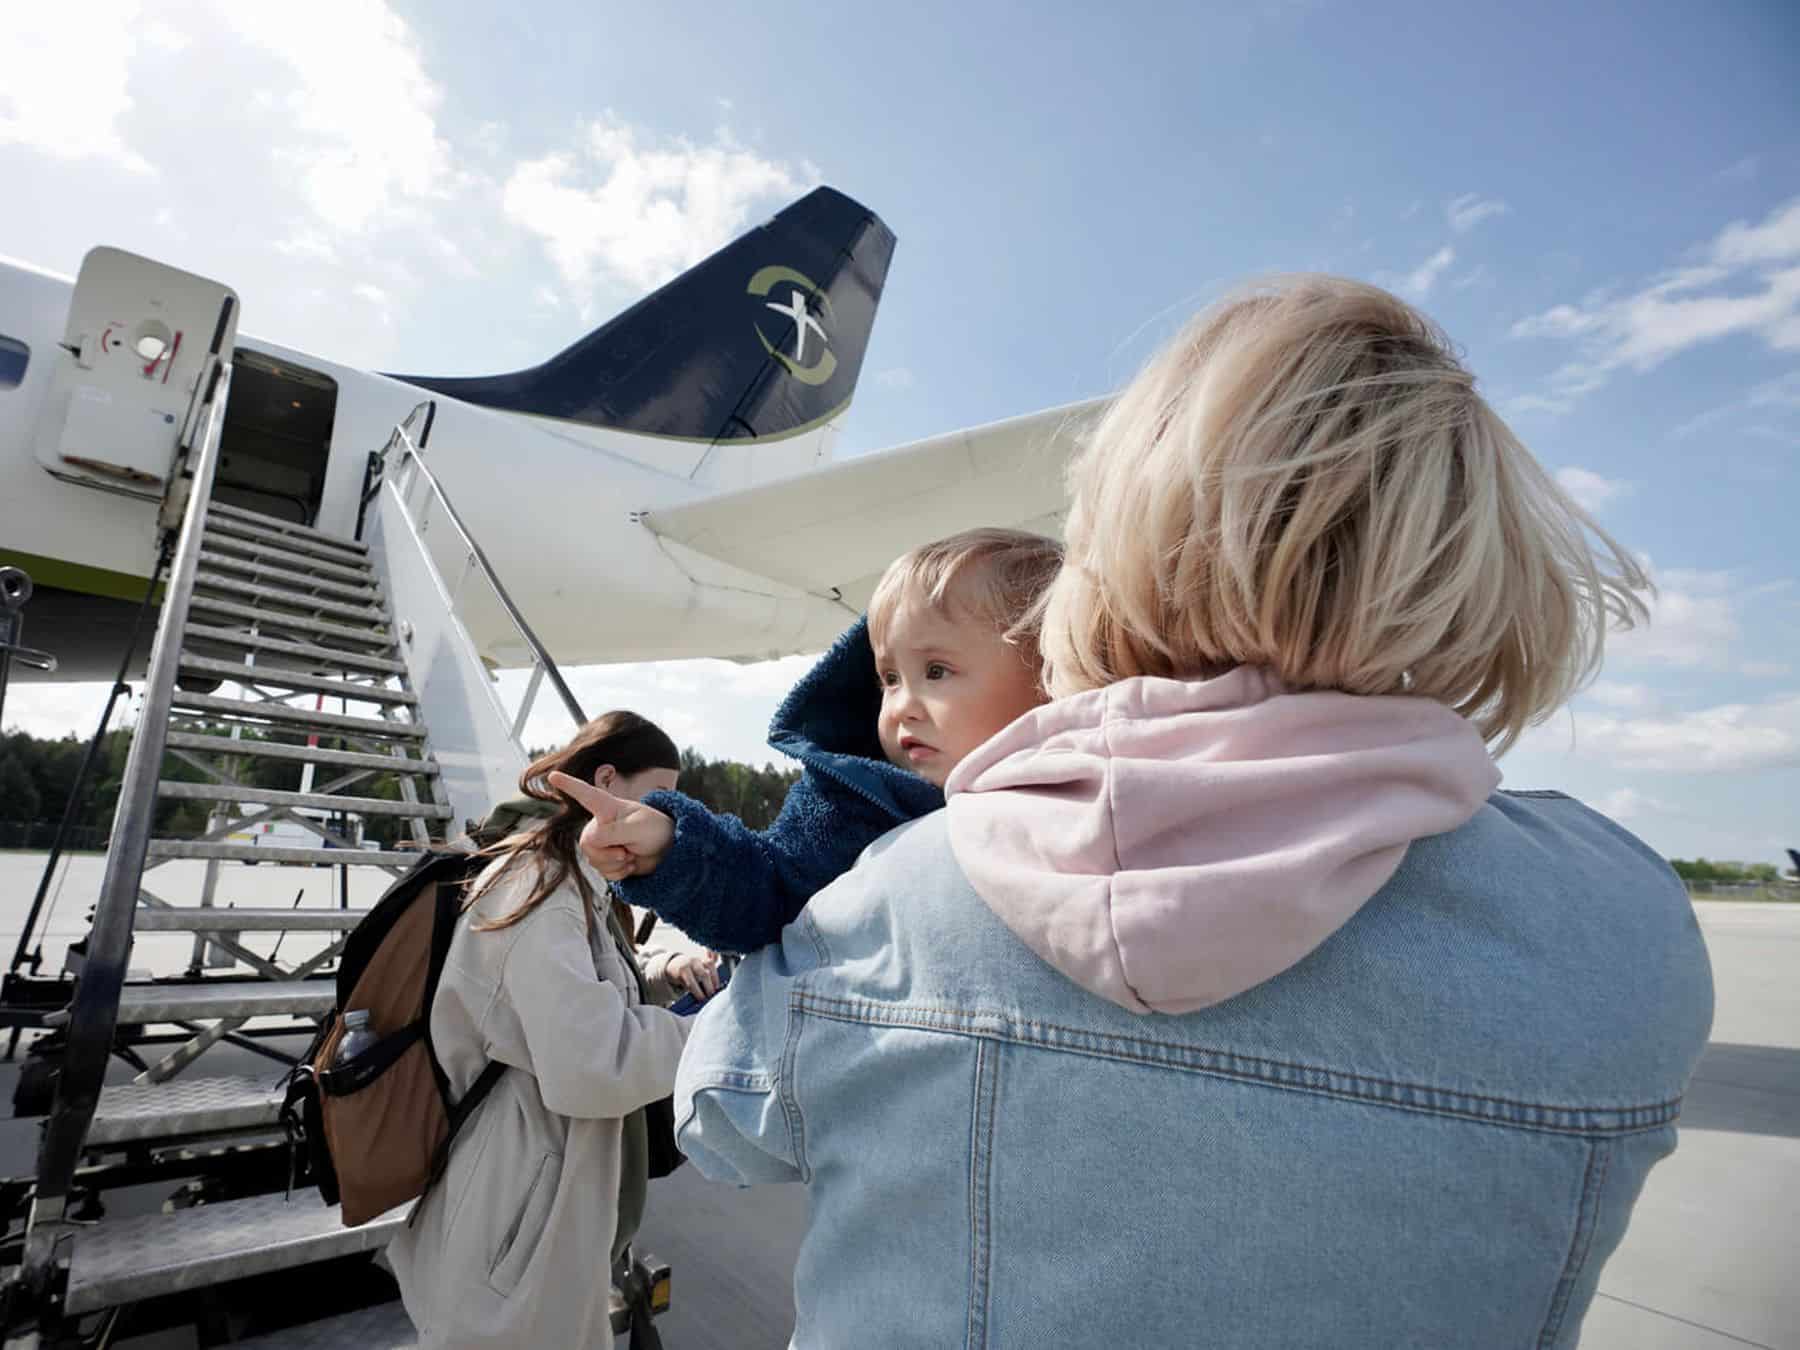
[0, 355, 439, 1344]
[3, 343, 658, 1340]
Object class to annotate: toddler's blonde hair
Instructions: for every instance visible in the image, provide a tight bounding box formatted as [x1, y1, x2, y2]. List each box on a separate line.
[1039, 275, 1649, 754]
[869, 528, 1065, 675]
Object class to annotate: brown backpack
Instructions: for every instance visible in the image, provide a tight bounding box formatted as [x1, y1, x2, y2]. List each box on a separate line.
[281, 846, 505, 1226]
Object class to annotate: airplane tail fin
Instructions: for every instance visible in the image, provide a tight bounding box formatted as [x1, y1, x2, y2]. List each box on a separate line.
[1788, 847, 1800, 878]
[393, 186, 894, 486]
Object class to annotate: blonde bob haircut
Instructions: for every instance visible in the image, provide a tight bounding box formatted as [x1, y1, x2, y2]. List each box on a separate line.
[1039, 276, 1650, 754]
[868, 527, 1065, 674]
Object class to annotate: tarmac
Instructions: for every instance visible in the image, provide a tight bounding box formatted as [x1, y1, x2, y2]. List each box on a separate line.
[0, 854, 1791, 1347]
[1578, 901, 1799, 1350]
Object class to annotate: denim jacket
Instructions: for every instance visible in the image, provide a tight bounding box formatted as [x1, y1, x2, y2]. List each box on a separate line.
[674, 789, 1714, 1349]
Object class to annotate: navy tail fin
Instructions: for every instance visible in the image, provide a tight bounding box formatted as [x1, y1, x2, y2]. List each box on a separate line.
[393, 186, 894, 445]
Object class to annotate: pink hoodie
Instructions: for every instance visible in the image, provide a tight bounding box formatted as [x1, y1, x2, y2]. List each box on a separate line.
[944, 667, 1502, 1015]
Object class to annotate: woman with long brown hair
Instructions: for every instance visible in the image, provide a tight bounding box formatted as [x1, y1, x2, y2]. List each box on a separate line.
[387, 711, 702, 1350]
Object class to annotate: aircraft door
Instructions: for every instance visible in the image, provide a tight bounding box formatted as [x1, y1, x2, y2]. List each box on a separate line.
[33, 247, 238, 497]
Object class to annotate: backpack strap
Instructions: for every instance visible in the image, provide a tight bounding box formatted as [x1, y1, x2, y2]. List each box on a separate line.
[409, 1059, 507, 1227]
[316, 1022, 426, 1097]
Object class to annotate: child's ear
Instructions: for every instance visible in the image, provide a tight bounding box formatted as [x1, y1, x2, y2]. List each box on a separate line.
[593, 763, 616, 790]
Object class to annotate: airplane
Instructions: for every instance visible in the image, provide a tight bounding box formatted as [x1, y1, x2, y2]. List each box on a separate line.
[0, 186, 1102, 688]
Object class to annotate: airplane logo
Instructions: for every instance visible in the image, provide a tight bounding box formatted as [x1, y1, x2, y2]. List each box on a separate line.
[747, 265, 838, 386]
[764, 288, 827, 366]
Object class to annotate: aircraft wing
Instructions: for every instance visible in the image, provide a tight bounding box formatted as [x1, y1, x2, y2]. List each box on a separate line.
[641, 397, 1108, 611]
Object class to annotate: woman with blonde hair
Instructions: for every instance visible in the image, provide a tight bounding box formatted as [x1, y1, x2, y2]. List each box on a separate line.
[671, 278, 1714, 1348]
[387, 710, 705, 1349]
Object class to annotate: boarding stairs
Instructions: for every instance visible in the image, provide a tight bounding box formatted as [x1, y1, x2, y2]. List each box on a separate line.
[3, 276, 658, 1343]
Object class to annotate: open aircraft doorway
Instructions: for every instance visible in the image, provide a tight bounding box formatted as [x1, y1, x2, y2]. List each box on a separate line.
[214, 348, 338, 527]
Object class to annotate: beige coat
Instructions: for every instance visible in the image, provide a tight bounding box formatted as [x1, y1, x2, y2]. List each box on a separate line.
[387, 856, 691, 1349]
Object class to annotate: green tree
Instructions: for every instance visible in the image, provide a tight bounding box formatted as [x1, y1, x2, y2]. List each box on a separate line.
[0, 751, 41, 822]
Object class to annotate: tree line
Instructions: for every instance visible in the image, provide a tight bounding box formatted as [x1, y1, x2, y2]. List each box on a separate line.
[1, 726, 799, 851]
[1667, 858, 1790, 885]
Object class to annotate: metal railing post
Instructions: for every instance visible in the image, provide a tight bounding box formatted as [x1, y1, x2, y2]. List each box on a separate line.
[512, 663, 547, 741]
[18, 361, 235, 1296]
[381, 429, 587, 735]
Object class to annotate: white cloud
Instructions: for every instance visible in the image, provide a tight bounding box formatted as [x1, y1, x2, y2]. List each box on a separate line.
[1607, 567, 1744, 672]
[500, 653, 818, 768]
[1712, 198, 1800, 267]
[1555, 466, 1632, 512]
[1718, 155, 1760, 184]
[1447, 194, 1508, 234]
[1509, 199, 1800, 412]
[1512, 303, 1607, 340]
[502, 118, 816, 306]
[1398, 245, 1456, 298]
[1584, 682, 1662, 713]
[1743, 661, 1793, 678]
[1572, 693, 1800, 774]
[0, 2, 154, 174]
[1593, 787, 1676, 821]
[1669, 369, 1800, 441]
[0, 5, 822, 374]
[1451, 264, 1492, 291]
[2, 682, 142, 740]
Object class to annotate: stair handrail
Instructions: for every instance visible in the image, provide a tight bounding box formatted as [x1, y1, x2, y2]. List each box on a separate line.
[376, 406, 588, 742]
[19, 355, 235, 1298]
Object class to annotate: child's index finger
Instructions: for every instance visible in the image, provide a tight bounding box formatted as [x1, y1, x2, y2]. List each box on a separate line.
[547, 770, 621, 821]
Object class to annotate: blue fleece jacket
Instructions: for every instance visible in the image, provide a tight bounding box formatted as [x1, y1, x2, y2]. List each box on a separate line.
[617, 616, 944, 953]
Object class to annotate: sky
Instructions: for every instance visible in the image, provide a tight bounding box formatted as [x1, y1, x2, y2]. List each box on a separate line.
[2, 0, 1797, 865]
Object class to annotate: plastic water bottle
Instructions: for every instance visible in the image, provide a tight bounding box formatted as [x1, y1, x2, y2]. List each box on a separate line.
[335, 1009, 379, 1065]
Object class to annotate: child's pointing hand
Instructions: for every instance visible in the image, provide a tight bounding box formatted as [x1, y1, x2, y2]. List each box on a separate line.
[548, 770, 677, 881]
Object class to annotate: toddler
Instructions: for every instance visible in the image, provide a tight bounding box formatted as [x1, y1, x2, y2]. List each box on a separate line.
[551, 527, 1062, 953]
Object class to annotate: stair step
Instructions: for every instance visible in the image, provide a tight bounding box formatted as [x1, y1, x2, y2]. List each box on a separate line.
[177, 655, 417, 706]
[230, 1300, 418, 1350]
[133, 906, 372, 932]
[205, 515, 370, 567]
[207, 502, 369, 556]
[63, 1188, 401, 1315]
[183, 623, 406, 675]
[41, 980, 337, 1029]
[171, 692, 425, 739]
[187, 596, 397, 649]
[199, 533, 374, 585]
[157, 781, 451, 819]
[197, 551, 381, 605]
[88, 1074, 283, 1146]
[193, 571, 388, 625]
[147, 841, 421, 867]
[166, 732, 436, 776]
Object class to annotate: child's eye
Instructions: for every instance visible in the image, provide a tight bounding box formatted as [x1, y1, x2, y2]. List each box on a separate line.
[925, 662, 949, 680]
[878, 670, 899, 688]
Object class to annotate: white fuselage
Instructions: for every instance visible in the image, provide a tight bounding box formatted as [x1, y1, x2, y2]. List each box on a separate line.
[0, 257, 855, 677]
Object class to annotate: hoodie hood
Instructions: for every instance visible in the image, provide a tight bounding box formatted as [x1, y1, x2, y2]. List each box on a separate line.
[944, 667, 1501, 1015]
[768, 615, 944, 823]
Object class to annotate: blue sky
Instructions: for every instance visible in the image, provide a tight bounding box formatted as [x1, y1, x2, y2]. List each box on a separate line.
[3, 0, 1796, 865]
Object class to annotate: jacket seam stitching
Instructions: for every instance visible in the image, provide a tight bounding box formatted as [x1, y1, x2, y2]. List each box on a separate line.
[779, 992, 811, 1182]
[965, 1039, 998, 1349]
[1537, 1139, 1612, 1346]
[964, 1043, 981, 1350]
[790, 993, 1681, 1132]
[801, 909, 833, 968]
